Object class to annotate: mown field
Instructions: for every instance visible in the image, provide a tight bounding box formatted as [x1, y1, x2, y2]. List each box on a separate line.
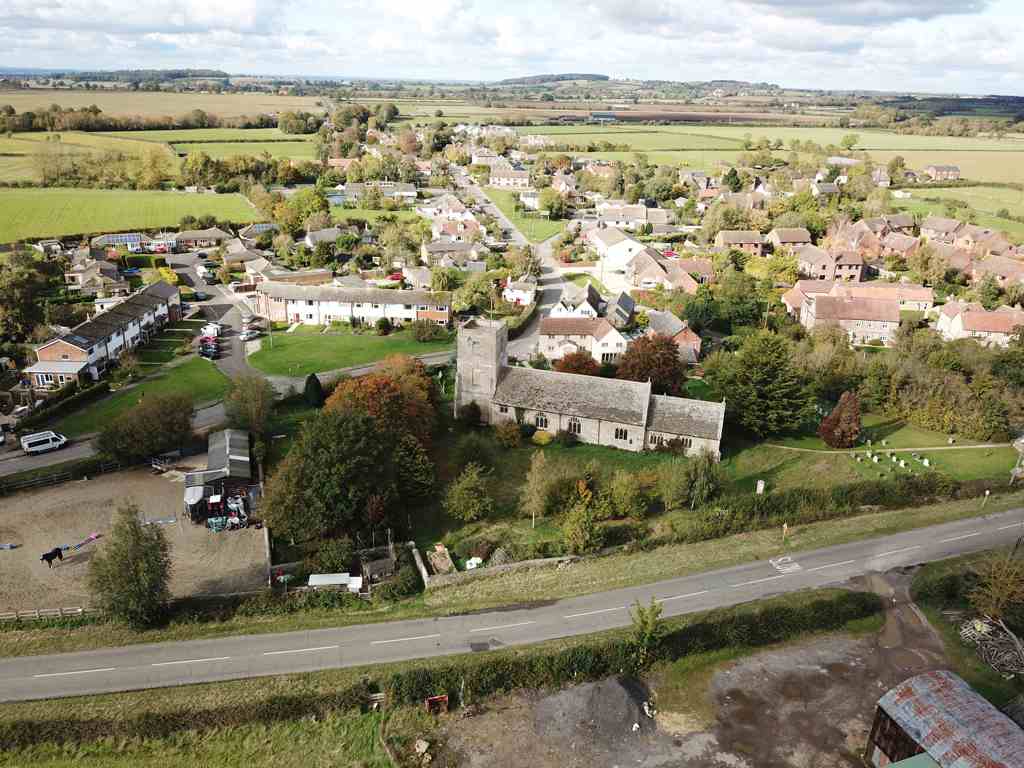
[0, 88, 325, 117]
[870, 149, 1024, 185]
[0, 188, 260, 242]
[0, 131, 178, 183]
[99, 127, 309, 143]
[171, 140, 316, 160]
[895, 195, 1024, 240]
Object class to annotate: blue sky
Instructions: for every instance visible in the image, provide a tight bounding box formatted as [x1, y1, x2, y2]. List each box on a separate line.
[1, 0, 1022, 95]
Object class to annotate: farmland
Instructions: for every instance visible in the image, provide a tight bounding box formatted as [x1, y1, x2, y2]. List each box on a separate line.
[12, 130, 168, 157]
[171, 140, 316, 160]
[0, 188, 260, 242]
[895, 195, 1024, 240]
[0, 88, 325, 118]
[870, 149, 1024, 184]
[99, 127, 310, 143]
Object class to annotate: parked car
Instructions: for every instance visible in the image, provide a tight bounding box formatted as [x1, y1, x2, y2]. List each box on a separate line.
[20, 431, 68, 455]
[193, 291, 209, 301]
[238, 330, 260, 342]
[198, 335, 218, 345]
[199, 348, 219, 360]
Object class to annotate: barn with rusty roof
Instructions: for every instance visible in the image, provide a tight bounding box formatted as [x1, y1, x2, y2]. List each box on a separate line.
[864, 670, 1024, 768]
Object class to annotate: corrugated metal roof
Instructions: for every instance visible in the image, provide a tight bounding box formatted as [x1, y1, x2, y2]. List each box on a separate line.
[878, 671, 1024, 768]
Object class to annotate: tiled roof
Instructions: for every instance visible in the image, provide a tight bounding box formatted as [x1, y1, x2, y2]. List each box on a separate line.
[961, 308, 1024, 335]
[717, 230, 763, 245]
[769, 227, 811, 243]
[813, 296, 900, 323]
[492, 366, 652, 426]
[921, 216, 962, 234]
[256, 281, 450, 307]
[539, 316, 617, 340]
[646, 395, 725, 440]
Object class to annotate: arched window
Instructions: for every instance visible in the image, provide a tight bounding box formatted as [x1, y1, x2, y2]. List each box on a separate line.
[535, 413, 548, 429]
[568, 417, 582, 435]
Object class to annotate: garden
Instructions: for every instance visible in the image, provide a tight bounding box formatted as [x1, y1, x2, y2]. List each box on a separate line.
[483, 186, 565, 243]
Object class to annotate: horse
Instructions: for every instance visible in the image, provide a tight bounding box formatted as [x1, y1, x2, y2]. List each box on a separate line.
[40, 548, 63, 568]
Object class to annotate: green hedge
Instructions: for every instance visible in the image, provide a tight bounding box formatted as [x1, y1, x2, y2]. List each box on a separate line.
[0, 590, 881, 750]
[506, 301, 537, 341]
[15, 382, 110, 433]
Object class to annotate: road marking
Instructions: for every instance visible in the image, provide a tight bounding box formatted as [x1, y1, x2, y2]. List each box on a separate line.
[998, 523, 1023, 531]
[469, 621, 535, 634]
[732, 575, 786, 587]
[769, 556, 802, 573]
[940, 532, 981, 543]
[658, 590, 709, 603]
[805, 560, 857, 573]
[263, 645, 339, 656]
[33, 667, 116, 678]
[564, 606, 624, 619]
[875, 546, 921, 558]
[151, 656, 231, 667]
[371, 634, 441, 646]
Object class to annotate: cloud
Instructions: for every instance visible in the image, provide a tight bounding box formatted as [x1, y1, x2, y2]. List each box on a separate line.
[744, 0, 991, 25]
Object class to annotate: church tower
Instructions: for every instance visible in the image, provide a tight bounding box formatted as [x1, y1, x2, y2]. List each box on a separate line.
[455, 317, 508, 422]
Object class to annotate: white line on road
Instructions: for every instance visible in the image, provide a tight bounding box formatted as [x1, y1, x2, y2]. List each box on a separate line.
[469, 621, 535, 634]
[940, 532, 981, 543]
[151, 657, 231, 667]
[732, 575, 786, 587]
[564, 606, 625, 619]
[658, 590, 709, 603]
[371, 634, 441, 646]
[805, 560, 857, 573]
[875, 546, 921, 558]
[33, 667, 116, 678]
[263, 645, 339, 656]
[998, 523, 1023, 531]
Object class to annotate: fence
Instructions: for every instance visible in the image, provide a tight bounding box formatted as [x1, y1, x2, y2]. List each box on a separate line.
[0, 459, 125, 496]
[0, 606, 101, 623]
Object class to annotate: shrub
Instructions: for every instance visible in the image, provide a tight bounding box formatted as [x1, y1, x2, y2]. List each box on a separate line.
[657, 458, 690, 513]
[312, 537, 355, 573]
[493, 420, 521, 448]
[303, 373, 325, 407]
[375, 317, 392, 336]
[519, 423, 537, 439]
[410, 319, 447, 342]
[532, 430, 553, 446]
[555, 429, 577, 447]
[458, 401, 481, 425]
[608, 470, 648, 518]
[452, 431, 497, 469]
[443, 463, 494, 522]
[96, 392, 194, 462]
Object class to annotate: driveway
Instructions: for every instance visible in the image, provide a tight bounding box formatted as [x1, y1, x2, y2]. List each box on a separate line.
[508, 233, 566, 359]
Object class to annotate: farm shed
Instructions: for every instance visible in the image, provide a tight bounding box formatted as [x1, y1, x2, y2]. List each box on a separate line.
[183, 429, 254, 519]
[864, 670, 1024, 768]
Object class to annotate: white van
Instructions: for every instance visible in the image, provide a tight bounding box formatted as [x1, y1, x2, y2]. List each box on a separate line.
[201, 323, 221, 337]
[20, 431, 68, 455]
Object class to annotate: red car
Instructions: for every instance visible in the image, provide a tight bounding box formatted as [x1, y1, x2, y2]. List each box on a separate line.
[199, 335, 219, 345]
[387, 273, 404, 281]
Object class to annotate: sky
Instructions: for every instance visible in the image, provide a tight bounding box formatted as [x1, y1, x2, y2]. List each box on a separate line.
[1, 0, 1022, 95]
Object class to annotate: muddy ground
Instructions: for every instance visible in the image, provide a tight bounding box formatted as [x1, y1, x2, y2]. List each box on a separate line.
[440, 573, 948, 768]
[0, 464, 266, 611]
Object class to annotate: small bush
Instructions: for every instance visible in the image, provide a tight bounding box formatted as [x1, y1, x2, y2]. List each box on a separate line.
[411, 319, 447, 342]
[532, 430, 553, 446]
[312, 537, 355, 574]
[375, 317, 392, 336]
[458, 401, 482, 426]
[452, 431, 498, 469]
[555, 429, 577, 447]
[493, 420, 521, 449]
[519, 423, 537, 439]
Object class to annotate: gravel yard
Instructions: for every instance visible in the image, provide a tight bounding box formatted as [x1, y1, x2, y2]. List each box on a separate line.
[0, 467, 266, 612]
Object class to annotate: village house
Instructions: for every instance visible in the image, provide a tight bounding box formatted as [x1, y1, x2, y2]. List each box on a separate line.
[551, 282, 604, 319]
[502, 274, 538, 306]
[644, 309, 702, 364]
[434, 218, 481, 242]
[489, 167, 531, 189]
[586, 227, 646, 271]
[766, 227, 812, 251]
[24, 281, 180, 391]
[718, 191, 768, 211]
[831, 281, 934, 311]
[714, 230, 764, 257]
[304, 227, 344, 250]
[64, 257, 130, 296]
[416, 194, 475, 222]
[626, 247, 701, 294]
[920, 215, 963, 244]
[938, 302, 1024, 346]
[811, 181, 839, 198]
[924, 164, 961, 181]
[832, 219, 883, 259]
[89, 232, 152, 253]
[800, 294, 900, 345]
[221, 238, 266, 268]
[174, 227, 233, 250]
[794, 245, 864, 282]
[251, 282, 451, 327]
[456, 318, 725, 455]
[880, 232, 920, 263]
[551, 172, 577, 196]
[333, 181, 417, 205]
[470, 147, 502, 166]
[401, 266, 432, 290]
[970, 255, 1024, 288]
[238, 222, 278, 243]
[421, 240, 488, 268]
[954, 224, 997, 251]
[244, 258, 332, 286]
[539, 317, 628, 364]
[871, 168, 891, 187]
[597, 204, 671, 231]
[782, 280, 837, 316]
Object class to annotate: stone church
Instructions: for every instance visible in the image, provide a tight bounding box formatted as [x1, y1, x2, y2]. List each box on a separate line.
[455, 318, 725, 456]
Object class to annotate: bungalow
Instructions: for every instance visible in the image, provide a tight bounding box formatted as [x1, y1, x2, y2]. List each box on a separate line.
[920, 216, 962, 244]
[766, 227, 812, 251]
[502, 274, 538, 306]
[718, 191, 767, 211]
[222, 238, 266, 268]
[884, 213, 915, 234]
[801, 295, 900, 345]
[421, 240, 488, 268]
[938, 303, 1024, 346]
[238, 222, 278, 243]
[336, 181, 417, 204]
[539, 317, 628, 364]
[416, 194, 474, 222]
[871, 168, 891, 188]
[174, 227, 233, 250]
[811, 181, 839, 198]
[924, 164, 961, 181]
[470, 147, 501, 166]
[597, 205, 670, 231]
[89, 232, 152, 251]
[490, 167, 531, 189]
[252, 282, 451, 327]
[626, 248, 701, 294]
[586, 227, 646, 271]
[713, 230, 764, 257]
[304, 227, 344, 250]
[244, 258, 332, 286]
[645, 310, 702, 364]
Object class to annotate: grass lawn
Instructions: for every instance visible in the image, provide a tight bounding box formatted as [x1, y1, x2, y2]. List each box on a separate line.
[332, 207, 421, 224]
[773, 413, 991, 451]
[483, 187, 565, 243]
[0, 188, 260, 242]
[895, 195, 1024, 241]
[52, 357, 229, 437]
[172, 140, 316, 160]
[248, 325, 454, 377]
[564, 271, 610, 296]
[684, 378, 714, 401]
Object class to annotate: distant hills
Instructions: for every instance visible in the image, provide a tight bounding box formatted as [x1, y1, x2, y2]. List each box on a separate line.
[497, 73, 610, 85]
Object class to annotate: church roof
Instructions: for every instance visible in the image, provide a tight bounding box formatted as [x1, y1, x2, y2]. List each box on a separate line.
[492, 367, 652, 426]
[646, 395, 726, 441]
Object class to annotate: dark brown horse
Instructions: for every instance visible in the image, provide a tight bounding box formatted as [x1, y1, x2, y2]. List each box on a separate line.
[40, 548, 63, 568]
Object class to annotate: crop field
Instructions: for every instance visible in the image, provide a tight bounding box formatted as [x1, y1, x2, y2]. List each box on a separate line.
[574, 149, 745, 171]
[522, 128, 740, 150]
[0, 188, 260, 242]
[895, 197, 1024, 241]
[906, 185, 1024, 218]
[99, 127, 309, 143]
[0, 155, 36, 180]
[12, 130, 174, 158]
[172, 140, 316, 159]
[870, 149, 1024, 184]
[0, 88, 325, 117]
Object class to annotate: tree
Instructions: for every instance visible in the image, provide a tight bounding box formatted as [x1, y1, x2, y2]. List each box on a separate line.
[617, 334, 686, 396]
[87, 505, 171, 628]
[539, 187, 567, 219]
[840, 133, 860, 151]
[555, 350, 600, 376]
[0, 252, 49, 342]
[394, 433, 436, 504]
[977, 273, 1003, 310]
[630, 597, 664, 667]
[684, 449, 723, 509]
[562, 479, 604, 555]
[96, 393, 194, 462]
[971, 554, 1024, 621]
[443, 463, 493, 522]
[722, 167, 742, 192]
[608, 469, 647, 518]
[817, 390, 862, 448]
[704, 331, 813, 437]
[303, 373, 325, 407]
[224, 374, 275, 437]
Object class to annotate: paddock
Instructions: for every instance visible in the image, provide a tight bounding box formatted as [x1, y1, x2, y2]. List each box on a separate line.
[0, 467, 266, 612]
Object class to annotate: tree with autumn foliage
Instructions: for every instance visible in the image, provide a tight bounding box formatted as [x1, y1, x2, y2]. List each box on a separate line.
[554, 350, 600, 377]
[325, 354, 437, 445]
[616, 334, 686, 396]
[817, 390, 862, 448]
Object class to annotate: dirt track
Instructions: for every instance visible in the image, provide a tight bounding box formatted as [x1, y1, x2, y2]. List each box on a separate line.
[0, 467, 266, 611]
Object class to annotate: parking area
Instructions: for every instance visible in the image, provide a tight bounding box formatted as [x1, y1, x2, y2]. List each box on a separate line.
[0, 467, 266, 612]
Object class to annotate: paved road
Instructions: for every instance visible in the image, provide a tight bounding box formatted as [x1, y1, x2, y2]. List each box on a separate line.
[2, 507, 1021, 702]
